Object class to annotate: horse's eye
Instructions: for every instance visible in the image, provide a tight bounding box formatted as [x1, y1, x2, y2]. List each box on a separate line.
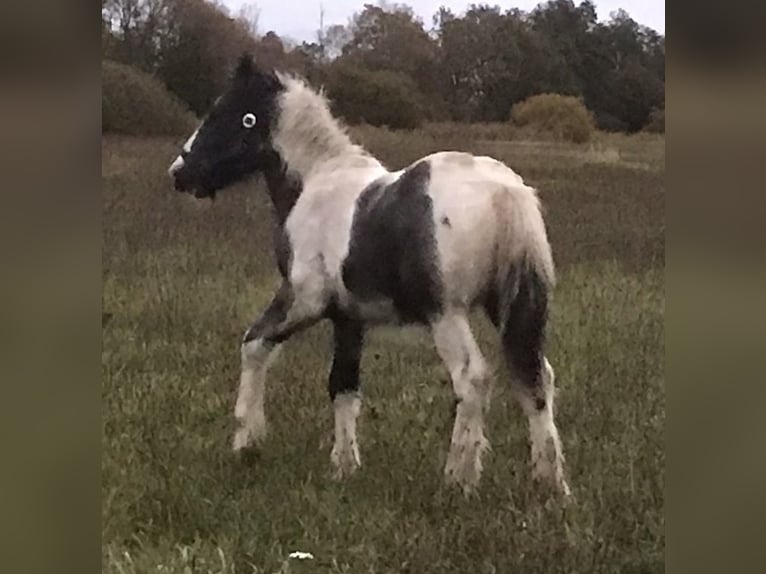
[242, 113, 257, 128]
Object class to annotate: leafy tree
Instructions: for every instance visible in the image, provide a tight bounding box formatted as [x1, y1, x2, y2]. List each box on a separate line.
[237, 2, 260, 39]
[340, 3, 445, 118]
[325, 64, 426, 129]
[319, 24, 352, 60]
[101, 0, 664, 133]
[592, 10, 665, 130]
[255, 31, 288, 69]
[437, 6, 535, 121]
[155, 0, 255, 114]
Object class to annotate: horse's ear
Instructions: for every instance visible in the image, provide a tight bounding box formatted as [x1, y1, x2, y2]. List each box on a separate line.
[235, 53, 255, 79]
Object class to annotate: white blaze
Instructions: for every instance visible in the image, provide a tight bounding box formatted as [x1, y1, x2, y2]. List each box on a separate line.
[167, 127, 200, 176]
[168, 155, 184, 175]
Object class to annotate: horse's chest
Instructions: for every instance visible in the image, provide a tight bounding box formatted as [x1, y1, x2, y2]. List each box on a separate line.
[284, 188, 357, 274]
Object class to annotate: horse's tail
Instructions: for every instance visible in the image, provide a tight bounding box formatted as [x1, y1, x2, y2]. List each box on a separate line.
[493, 180, 555, 383]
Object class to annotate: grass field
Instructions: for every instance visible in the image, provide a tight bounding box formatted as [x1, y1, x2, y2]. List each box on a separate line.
[102, 128, 664, 573]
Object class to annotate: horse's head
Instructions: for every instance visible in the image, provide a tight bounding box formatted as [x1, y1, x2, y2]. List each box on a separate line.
[168, 54, 283, 199]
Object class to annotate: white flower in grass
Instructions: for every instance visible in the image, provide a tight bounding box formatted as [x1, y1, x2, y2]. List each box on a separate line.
[288, 551, 315, 560]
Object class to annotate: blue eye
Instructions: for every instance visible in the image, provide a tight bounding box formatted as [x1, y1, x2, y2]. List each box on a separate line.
[242, 113, 257, 128]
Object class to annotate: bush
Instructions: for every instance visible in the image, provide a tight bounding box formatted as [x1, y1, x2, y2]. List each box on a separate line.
[510, 93, 595, 143]
[643, 107, 665, 133]
[102, 60, 198, 136]
[325, 65, 426, 130]
[594, 110, 629, 133]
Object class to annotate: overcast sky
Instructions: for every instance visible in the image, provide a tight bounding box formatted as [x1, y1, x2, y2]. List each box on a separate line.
[220, 0, 664, 44]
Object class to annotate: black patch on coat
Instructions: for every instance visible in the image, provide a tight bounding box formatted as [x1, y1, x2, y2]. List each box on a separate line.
[328, 314, 365, 401]
[242, 282, 324, 345]
[341, 161, 442, 323]
[263, 151, 303, 226]
[261, 132, 302, 278]
[273, 226, 292, 279]
[242, 283, 294, 344]
[269, 160, 300, 278]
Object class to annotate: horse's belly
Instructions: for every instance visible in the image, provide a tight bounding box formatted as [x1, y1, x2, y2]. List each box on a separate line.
[337, 295, 400, 324]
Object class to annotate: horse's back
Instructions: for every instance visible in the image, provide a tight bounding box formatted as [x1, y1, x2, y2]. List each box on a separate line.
[419, 151, 545, 307]
[421, 151, 526, 186]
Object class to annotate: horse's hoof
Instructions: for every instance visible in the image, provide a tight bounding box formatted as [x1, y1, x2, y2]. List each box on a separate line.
[444, 465, 481, 496]
[232, 426, 266, 466]
[235, 445, 260, 467]
[444, 434, 488, 494]
[531, 469, 572, 499]
[330, 446, 361, 480]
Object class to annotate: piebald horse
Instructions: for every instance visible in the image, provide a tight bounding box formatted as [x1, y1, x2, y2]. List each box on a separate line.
[168, 55, 569, 495]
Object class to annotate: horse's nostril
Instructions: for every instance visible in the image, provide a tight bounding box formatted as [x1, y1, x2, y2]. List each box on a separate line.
[174, 175, 187, 192]
[172, 166, 190, 191]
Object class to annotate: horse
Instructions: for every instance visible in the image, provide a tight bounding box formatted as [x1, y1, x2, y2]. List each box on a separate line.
[168, 54, 569, 495]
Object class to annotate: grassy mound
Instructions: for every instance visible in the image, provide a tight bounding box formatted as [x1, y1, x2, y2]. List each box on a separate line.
[102, 60, 197, 136]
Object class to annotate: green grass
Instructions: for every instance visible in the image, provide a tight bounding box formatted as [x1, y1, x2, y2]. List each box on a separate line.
[102, 129, 664, 573]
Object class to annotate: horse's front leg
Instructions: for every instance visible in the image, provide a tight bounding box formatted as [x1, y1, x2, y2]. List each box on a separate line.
[233, 282, 323, 453]
[328, 315, 365, 478]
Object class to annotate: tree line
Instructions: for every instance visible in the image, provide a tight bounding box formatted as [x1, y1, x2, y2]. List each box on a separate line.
[102, 0, 665, 131]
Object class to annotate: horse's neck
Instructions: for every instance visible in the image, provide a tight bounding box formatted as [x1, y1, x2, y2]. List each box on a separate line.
[263, 145, 380, 226]
[266, 128, 379, 223]
[275, 132, 367, 181]
[272, 85, 376, 181]
[266, 83, 381, 221]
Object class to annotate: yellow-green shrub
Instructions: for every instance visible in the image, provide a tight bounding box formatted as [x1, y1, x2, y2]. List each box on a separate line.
[511, 93, 595, 143]
[102, 60, 198, 136]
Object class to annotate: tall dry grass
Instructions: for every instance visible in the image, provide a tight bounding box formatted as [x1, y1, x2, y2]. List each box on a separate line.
[102, 130, 664, 573]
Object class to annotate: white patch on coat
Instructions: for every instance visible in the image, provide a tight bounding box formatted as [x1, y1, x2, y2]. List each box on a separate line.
[426, 150, 554, 310]
[167, 126, 200, 176]
[330, 392, 362, 477]
[183, 127, 199, 152]
[168, 155, 184, 175]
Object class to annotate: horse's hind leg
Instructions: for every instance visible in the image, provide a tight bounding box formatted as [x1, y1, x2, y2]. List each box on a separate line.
[432, 311, 491, 491]
[508, 354, 569, 495]
[490, 267, 570, 495]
